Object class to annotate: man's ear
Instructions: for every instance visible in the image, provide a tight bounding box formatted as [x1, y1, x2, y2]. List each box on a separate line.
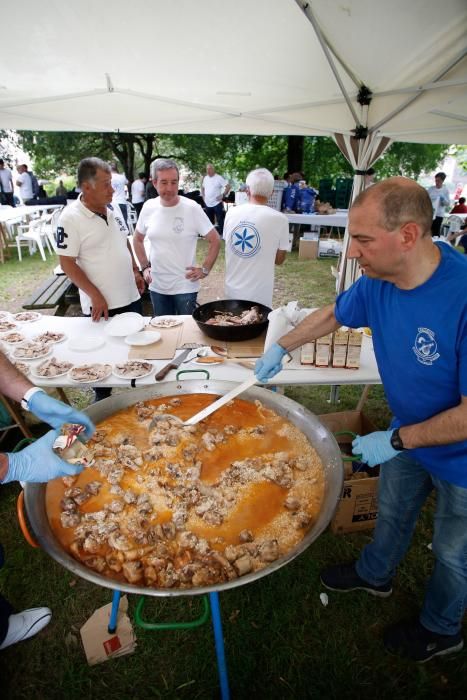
[400, 221, 420, 250]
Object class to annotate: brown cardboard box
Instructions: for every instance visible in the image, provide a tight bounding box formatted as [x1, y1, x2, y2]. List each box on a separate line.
[315, 334, 332, 366]
[300, 341, 315, 365]
[299, 239, 319, 260]
[332, 329, 349, 367]
[346, 330, 363, 369]
[319, 410, 380, 534]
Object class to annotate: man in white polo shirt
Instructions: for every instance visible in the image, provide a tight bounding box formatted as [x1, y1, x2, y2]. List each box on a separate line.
[57, 157, 145, 399]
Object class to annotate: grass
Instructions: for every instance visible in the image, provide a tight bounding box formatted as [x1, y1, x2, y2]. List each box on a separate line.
[1, 241, 466, 698]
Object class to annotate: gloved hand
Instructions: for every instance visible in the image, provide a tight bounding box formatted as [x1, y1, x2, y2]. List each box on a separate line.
[255, 343, 288, 382]
[28, 391, 95, 439]
[352, 431, 402, 468]
[2, 430, 85, 484]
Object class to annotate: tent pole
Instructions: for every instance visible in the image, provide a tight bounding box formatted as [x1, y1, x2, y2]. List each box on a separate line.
[294, 0, 361, 126]
[370, 47, 467, 132]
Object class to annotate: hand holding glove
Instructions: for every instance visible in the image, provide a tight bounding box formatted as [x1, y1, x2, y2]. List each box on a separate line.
[352, 430, 402, 468]
[27, 391, 95, 439]
[2, 430, 85, 484]
[255, 343, 288, 382]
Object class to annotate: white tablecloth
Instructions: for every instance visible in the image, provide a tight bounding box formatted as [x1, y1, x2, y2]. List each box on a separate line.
[286, 211, 348, 228]
[1, 315, 380, 388]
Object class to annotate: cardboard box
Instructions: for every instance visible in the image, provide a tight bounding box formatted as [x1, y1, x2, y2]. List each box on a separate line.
[299, 238, 319, 260]
[315, 334, 332, 366]
[319, 411, 380, 534]
[332, 329, 349, 367]
[300, 341, 315, 365]
[346, 330, 363, 369]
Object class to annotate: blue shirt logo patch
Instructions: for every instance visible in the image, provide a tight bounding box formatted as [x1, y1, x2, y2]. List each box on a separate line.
[229, 223, 261, 258]
[412, 327, 440, 365]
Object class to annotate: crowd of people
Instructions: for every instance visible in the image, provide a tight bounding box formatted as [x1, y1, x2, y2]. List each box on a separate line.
[1, 157, 467, 664]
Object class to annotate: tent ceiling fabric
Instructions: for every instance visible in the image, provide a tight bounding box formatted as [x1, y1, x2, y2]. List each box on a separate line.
[1, 0, 466, 143]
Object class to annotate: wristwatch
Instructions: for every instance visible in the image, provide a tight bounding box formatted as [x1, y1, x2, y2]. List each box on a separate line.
[390, 428, 404, 451]
[201, 267, 209, 276]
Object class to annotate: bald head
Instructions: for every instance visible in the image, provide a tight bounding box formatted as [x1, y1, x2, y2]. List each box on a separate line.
[352, 177, 433, 237]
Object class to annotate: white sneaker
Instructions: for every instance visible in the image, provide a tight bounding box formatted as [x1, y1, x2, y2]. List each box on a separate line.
[0, 607, 52, 650]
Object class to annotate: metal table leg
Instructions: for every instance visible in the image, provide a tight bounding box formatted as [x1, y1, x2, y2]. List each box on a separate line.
[328, 385, 340, 404]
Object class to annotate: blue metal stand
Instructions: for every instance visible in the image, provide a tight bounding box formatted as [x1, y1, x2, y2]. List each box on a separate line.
[108, 589, 230, 699]
[209, 592, 230, 700]
[108, 589, 122, 634]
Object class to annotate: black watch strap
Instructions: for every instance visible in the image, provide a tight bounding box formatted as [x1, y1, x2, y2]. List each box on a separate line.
[390, 428, 404, 451]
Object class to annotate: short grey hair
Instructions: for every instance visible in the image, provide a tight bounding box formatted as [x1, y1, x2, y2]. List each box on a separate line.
[150, 158, 179, 180]
[246, 168, 274, 198]
[77, 157, 110, 187]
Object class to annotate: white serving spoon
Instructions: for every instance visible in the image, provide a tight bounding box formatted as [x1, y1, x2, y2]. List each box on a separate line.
[184, 375, 258, 426]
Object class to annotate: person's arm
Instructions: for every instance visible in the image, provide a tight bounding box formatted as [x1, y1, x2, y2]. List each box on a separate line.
[133, 229, 152, 286]
[223, 181, 231, 198]
[0, 350, 34, 402]
[278, 303, 341, 352]
[399, 396, 467, 449]
[254, 304, 341, 382]
[59, 255, 109, 321]
[353, 396, 467, 468]
[275, 250, 287, 265]
[185, 228, 220, 281]
[126, 239, 145, 295]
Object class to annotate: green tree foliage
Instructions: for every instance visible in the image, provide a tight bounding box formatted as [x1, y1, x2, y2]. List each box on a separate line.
[375, 142, 449, 178]
[17, 130, 452, 189]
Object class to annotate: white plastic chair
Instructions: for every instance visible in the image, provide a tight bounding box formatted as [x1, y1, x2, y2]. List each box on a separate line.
[15, 215, 52, 261]
[40, 207, 63, 252]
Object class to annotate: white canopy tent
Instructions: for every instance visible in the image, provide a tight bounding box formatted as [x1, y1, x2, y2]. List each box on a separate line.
[1, 0, 466, 287]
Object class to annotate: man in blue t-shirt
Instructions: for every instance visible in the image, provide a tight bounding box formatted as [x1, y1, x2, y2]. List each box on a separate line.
[255, 177, 467, 663]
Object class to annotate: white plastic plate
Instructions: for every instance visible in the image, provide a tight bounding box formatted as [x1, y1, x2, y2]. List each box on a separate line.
[105, 312, 145, 337]
[112, 361, 154, 379]
[68, 336, 105, 352]
[149, 316, 184, 328]
[125, 330, 161, 346]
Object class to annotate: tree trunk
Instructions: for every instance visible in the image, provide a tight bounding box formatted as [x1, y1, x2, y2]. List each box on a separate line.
[287, 135, 304, 174]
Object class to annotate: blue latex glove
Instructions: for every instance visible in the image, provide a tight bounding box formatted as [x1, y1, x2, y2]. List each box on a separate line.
[255, 343, 288, 382]
[352, 431, 402, 468]
[3, 430, 85, 484]
[28, 391, 95, 439]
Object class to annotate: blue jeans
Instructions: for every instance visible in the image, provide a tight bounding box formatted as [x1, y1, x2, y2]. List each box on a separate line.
[150, 290, 197, 316]
[356, 451, 467, 635]
[205, 202, 225, 235]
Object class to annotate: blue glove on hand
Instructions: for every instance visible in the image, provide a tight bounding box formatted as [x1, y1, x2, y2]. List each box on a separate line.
[255, 343, 288, 382]
[28, 391, 95, 439]
[3, 430, 85, 484]
[352, 431, 402, 468]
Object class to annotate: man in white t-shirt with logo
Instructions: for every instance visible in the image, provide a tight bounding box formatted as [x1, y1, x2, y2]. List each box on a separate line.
[201, 163, 230, 236]
[131, 172, 147, 217]
[111, 162, 129, 225]
[224, 168, 289, 308]
[133, 158, 220, 316]
[57, 157, 145, 399]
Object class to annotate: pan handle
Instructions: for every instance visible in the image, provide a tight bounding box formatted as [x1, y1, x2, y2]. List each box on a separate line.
[175, 369, 210, 380]
[334, 430, 362, 461]
[16, 490, 40, 548]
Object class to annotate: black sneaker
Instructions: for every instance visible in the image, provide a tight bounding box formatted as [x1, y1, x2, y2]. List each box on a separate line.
[383, 618, 464, 663]
[320, 561, 392, 598]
